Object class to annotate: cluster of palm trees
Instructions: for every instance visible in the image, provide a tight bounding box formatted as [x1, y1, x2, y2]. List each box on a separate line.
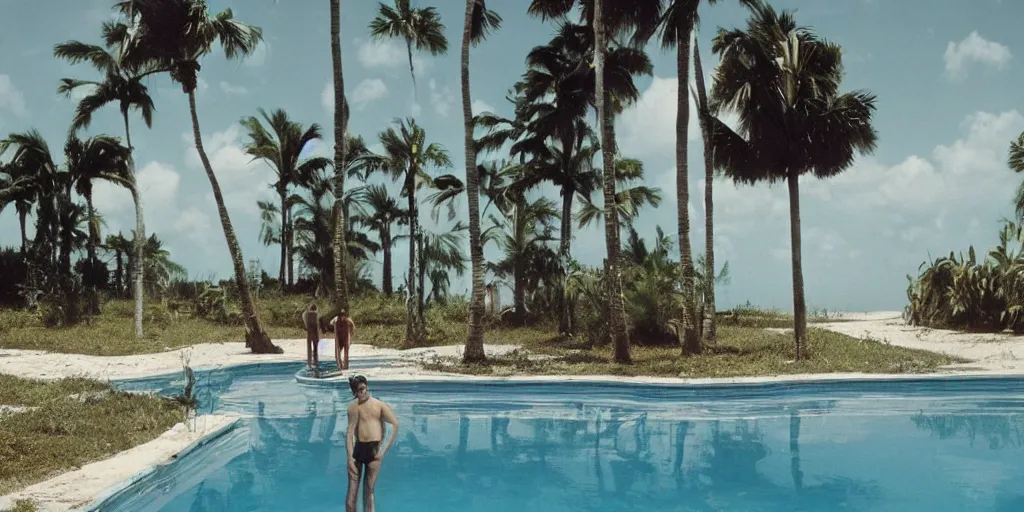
[1, 0, 879, 364]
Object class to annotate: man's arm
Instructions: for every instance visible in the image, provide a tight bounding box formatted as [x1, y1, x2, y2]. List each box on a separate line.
[378, 402, 399, 457]
[346, 404, 358, 465]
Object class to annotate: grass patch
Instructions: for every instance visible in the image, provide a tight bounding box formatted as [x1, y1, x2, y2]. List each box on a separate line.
[2, 500, 37, 512]
[0, 376, 180, 496]
[423, 326, 964, 378]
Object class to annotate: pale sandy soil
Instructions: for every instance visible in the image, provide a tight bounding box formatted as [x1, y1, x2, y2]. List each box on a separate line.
[3, 312, 1024, 511]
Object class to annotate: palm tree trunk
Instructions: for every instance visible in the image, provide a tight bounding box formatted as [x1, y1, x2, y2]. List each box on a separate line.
[558, 190, 574, 336]
[84, 190, 102, 315]
[417, 230, 426, 319]
[594, 0, 631, 364]
[462, 0, 485, 363]
[693, 38, 716, 345]
[331, 0, 351, 319]
[18, 209, 27, 254]
[286, 207, 294, 287]
[405, 189, 421, 346]
[278, 188, 288, 291]
[405, 39, 418, 92]
[382, 231, 393, 296]
[123, 110, 145, 339]
[676, 31, 700, 356]
[115, 250, 124, 297]
[787, 171, 807, 360]
[187, 91, 281, 354]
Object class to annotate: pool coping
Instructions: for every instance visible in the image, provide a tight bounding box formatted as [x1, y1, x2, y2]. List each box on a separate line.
[72, 416, 242, 512]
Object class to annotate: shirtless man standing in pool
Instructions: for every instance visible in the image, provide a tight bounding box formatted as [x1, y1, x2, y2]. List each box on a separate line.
[346, 375, 398, 512]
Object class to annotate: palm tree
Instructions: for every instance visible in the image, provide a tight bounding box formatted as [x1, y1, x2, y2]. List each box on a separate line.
[414, 223, 468, 313]
[114, 0, 281, 354]
[705, 0, 878, 359]
[1, 131, 64, 271]
[330, 0, 351, 324]
[369, 0, 449, 90]
[361, 184, 407, 296]
[461, 0, 502, 362]
[355, 118, 454, 346]
[241, 108, 331, 291]
[575, 158, 662, 233]
[692, 38, 718, 343]
[1010, 132, 1024, 221]
[54, 24, 164, 338]
[66, 133, 134, 314]
[483, 195, 559, 322]
[104, 232, 133, 296]
[0, 161, 35, 254]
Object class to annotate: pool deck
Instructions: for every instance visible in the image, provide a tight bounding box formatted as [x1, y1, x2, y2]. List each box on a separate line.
[3, 311, 1024, 511]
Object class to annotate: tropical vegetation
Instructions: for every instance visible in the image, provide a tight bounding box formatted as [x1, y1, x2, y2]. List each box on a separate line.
[7, 0, 1016, 373]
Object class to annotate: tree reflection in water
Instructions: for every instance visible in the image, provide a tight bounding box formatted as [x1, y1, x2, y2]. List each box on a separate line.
[912, 411, 1024, 450]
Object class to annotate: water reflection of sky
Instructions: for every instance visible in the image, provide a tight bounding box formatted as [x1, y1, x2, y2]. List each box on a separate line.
[102, 366, 1024, 512]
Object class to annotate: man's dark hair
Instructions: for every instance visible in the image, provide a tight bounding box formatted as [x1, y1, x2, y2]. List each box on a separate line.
[349, 374, 367, 396]
[340, 309, 348, 317]
[310, 303, 318, 311]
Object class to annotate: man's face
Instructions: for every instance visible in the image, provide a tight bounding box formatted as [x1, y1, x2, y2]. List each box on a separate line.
[354, 382, 369, 400]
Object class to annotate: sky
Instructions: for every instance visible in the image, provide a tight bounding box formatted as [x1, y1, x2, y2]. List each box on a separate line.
[1, 0, 1023, 313]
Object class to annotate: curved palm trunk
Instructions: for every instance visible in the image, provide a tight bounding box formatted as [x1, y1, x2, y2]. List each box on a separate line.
[331, 0, 351, 318]
[123, 110, 145, 339]
[187, 91, 281, 354]
[693, 39, 716, 345]
[676, 31, 700, 355]
[417, 231, 426, 318]
[461, 0, 485, 363]
[594, 0, 631, 364]
[788, 171, 807, 359]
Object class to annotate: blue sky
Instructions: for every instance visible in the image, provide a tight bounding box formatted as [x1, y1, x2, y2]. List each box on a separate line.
[1, 0, 1022, 312]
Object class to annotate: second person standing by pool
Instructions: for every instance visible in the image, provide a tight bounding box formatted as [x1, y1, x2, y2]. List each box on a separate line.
[333, 310, 355, 372]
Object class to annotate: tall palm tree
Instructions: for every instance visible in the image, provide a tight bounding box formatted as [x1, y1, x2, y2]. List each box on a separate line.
[54, 24, 163, 338]
[1010, 132, 1024, 221]
[1, 131, 63, 271]
[330, 0, 351, 322]
[361, 184, 407, 296]
[461, 0, 502, 362]
[692, 38, 718, 343]
[705, 0, 878, 359]
[355, 118, 454, 346]
[104, 232, 133, 296]
[66, 133, 134, 314]
[114, 0, 281, 354]
[241, 108, 331, 291]
[369, 0, 449, 90]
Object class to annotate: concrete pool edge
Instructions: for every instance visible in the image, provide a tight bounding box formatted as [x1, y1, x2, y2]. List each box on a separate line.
[294, 364, 1024, 389]
[70, 415, 242, 512]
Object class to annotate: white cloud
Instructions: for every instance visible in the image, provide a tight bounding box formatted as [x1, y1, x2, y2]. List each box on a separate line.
[355, 37, 427, 74]
[0, 75, 28, 118]
[616, 76, 739, 157]
[88, 161, 187, 241]
[351, 78, 388, 109]
[472, 99, 495, 116]
[244, 40, 271, 67]
[805, 110, 1024, 217]
[428, 79, 455, 117]
[321, 82, 334, 112]
[944, 32, 1012, 80]
[219, 81, 248, 95]
[68, 84, 97, 102]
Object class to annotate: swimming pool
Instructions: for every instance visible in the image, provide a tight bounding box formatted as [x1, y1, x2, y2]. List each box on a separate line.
[95, 366, 1024, 511]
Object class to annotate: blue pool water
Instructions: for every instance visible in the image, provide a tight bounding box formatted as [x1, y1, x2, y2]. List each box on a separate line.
[97, 366, 1024, 512]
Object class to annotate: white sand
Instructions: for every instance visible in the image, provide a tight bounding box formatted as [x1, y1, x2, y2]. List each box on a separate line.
[3, 313, 1024, 510]
[0, 415, 237, 512]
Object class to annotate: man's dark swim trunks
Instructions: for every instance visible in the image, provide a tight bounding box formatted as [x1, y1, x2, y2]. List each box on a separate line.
[353, 441, 380, 465]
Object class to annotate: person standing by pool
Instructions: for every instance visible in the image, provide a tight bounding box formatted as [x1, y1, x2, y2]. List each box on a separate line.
[303, 303, 320, 370]
[346, 374, 398, 512]
[333, 310, 355, 371]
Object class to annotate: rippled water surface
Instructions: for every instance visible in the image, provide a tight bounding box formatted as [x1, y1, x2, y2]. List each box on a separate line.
[100, 367, 1024, 511]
